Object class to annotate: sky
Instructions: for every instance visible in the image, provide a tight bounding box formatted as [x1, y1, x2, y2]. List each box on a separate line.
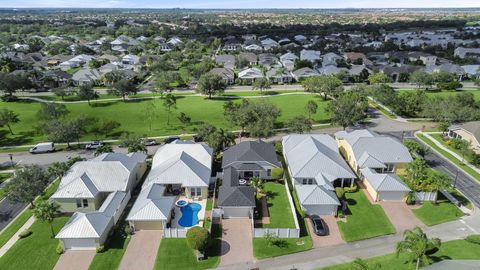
[1, 0, 480, 9]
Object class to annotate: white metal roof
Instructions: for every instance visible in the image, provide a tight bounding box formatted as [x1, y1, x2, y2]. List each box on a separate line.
[295, 185, 340, 206]
[360, 168, 411, 192]
[56, 212, 110, 239]
[126, 183, 175, 221]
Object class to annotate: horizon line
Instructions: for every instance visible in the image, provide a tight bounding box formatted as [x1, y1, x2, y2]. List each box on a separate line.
[2, 7, 480, 10]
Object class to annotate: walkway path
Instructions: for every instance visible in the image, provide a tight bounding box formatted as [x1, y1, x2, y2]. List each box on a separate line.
[220, 219, 254, 267]
[0, 216, 34, 257]
[118, 230, 162, 270]
[53, 250, 96, 270]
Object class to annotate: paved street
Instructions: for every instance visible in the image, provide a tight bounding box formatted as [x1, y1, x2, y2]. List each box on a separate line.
[0, 199, 26, 231]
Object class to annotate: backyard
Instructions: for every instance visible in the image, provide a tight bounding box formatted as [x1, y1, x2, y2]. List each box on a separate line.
[258, 181, 296, 229]
[154, 224, 222, 270]
[0, 93, 330, 146]
[0, 216, 69, 270]
[337, 190, 396, 242]
[319, 239, 480, 270]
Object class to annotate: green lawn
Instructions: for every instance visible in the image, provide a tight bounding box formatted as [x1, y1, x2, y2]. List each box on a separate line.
[154, 224, 222, 270]
[398, 89, 480, 101]
[337, 191, 396, 242]
[0, 94, 330, 146]
[417, 133, 480, 182]
[261, 182, 296, 229]
[412, 199, 464, 226]
[0, 216, 69, 270]
[89, 227, 131, 270]
[252, 218, 312, 259]
[0, 178, 60, 249]
[319, 239, 480, 270]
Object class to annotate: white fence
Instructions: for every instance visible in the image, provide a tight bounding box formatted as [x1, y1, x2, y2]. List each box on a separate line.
[414, 191, 437, 202]
[163, 228, 188, 238]
[252, 180, 301, 239]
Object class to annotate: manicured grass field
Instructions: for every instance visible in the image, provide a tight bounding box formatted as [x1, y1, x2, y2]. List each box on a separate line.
[262, 182, 296, 229]
[397, 89, 480, 101]
[412, 200, 464, 226]
[319, 239, 480, 270]
[154, 224, 222, 270]
[252, 218, 312, 259]
[0, 216, 69, 270]
[337, 191, 396, 242]
[0, 93, 330, 146]
[89, 228, 131, 270]
[417, 133, 480, 182]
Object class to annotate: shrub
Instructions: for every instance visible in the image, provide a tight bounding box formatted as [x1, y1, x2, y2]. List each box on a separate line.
[18, 230, 32, 239]
[56, 242, 64, 255]
[124, 224, 133, 235]
[186, 227, 210, 252]
[344, 184, 358, 193]
[335, 187, 345, 199]
[265, 232, 289, 248]
[291, 189, 306, 218]
[96, 245, 105, 253]
[406, 192, 416, 205]
[466, 235, 480, 245]
[274, 142, 283, 154]
[271, 168, 284, 180]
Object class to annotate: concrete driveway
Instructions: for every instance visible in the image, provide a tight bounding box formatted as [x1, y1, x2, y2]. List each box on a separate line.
[379, 201, 424, 232]
[118, 230, 163, 270]
[220, 218, 254, 266]
[53, 250, 96, 270]
[307, 216, 345, 248]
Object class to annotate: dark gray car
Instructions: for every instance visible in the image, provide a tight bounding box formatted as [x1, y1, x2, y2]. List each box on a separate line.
[310, 215, 328, 236]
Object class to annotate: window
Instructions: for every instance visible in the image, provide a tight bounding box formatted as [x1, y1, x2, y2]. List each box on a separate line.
[267, 169, 271, 177]
[191, 187, 201, 197]
[302, 178, 314, 185]
[82, 199, 88, 208]
[76, 199, 82, 208]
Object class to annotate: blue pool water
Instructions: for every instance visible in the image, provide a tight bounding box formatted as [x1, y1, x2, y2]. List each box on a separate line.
[178, 202, 202, 227]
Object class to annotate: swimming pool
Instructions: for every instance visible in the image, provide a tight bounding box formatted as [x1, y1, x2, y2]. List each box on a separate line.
[178, 202, 202, 227]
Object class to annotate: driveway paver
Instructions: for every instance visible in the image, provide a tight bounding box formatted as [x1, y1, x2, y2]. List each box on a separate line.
[307, 216, 345, 248]
[118, 230, 163, 270]
[220, 218, 254, 266]
[53, 250, 96, 270]
[379, 201, 424, 232]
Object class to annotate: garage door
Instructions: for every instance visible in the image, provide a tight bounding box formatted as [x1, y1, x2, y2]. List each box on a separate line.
[305, 205, 337, 216]
[379, 191, 405, 201]
[133, 221, 164, 230]
[62, 238, 97, 250]
[222, 207, 251, 218]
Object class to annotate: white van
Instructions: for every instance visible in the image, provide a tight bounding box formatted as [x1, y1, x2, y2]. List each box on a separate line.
[29, 142, 55, 154]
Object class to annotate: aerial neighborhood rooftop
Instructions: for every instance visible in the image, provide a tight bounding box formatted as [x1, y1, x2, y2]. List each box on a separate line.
[1, 7, 480, 270]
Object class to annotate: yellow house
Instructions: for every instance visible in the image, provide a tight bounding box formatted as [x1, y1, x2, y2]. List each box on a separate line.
[448, 121, 480, 154]
[335, 130, 412, 201]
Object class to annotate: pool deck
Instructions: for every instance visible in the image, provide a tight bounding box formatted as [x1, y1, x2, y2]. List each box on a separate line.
[171, 196, 207, 229]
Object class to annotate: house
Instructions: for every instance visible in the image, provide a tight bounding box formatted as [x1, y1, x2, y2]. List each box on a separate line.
[243, 40, 263, 51]
[266, 68, 293, 83]
[300, 49, 321, 63]
[223, 38, 242, 51]
[292, 67, 318, 81]
[111, 35, 140, 52]
[238, 67, 264, 84]
[238, 52, 258, 66]
[71, 68, 101, 86]
[454, 47, 480, 59]
[58, 54, 94, 71]
[335, 130, 412, 201]
[121, 54, 140, 65]
[259, 53, 279, 69]
[126, 140, 213, 230]
[280, 52, 298, 71]
[381, 65, 423, 82]
[218, 140, 281, 218]
[215, 54, 236, 69]
[322, 52, 343, 66]
[317, 65, 347, 76]
[56, 191, 130, 250]
[209, 67, 235, 84]
[283, 134, 356, 215]
[344, 52, 372, 65]
[158, 43, 172, 52]
[461, 65, 480, 80]
[426, 64, 465, 79]
[40, 70, 71, 88]
[167, 36, 183, 46]
[261, 38, 279, 50]
[448, 121, 480, 153]
[51, 153, 147, 213]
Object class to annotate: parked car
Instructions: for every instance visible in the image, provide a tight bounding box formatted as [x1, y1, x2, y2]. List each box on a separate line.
[85, 141, 104, 150]
[143, 138, 158, 146]
[163, 136, 180, 144]
[29, 142, 55, 154]
[310, 215, 328, 236]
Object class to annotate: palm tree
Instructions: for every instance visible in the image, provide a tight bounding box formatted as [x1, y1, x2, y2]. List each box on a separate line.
[406, 158, 428, 188]
[163, 94, 177, 125]
[33, 201, 60, 238]
[94, 144, 113, 157]
[396, 226, 441, 270]
[250, 176, 264, 199]
[427, 171, 451, 204]
[47, 161, 70, 179]
[352, 258, 381, 270]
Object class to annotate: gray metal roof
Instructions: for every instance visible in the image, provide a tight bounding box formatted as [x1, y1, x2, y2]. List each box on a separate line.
[222, 140, 281, 169]
[98, 191, 127, 217]
[360, 168, 411, 192]
[218, 186, 256, 207]
[295, 185, 340, 206]
[282, 134, 356, 182]
[449, 121, 480, 143]
[126, 183, 176, 221]
[56, 212, 110, 239]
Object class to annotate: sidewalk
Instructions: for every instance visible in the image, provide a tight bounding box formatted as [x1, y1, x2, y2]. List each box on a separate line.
[0, 216, 35, 257]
